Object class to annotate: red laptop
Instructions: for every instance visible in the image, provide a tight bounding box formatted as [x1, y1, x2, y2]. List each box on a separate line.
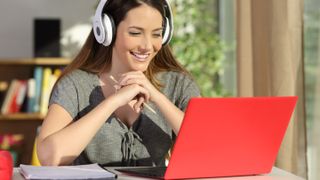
[116, 96, 298, 179]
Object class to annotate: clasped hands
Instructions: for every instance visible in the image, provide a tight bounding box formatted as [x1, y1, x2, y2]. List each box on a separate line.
[110, 71, 158, 114]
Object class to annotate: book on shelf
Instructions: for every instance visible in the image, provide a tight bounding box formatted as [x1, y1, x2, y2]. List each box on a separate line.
[40, 68, 60, 115]
[0, 67, 63, 115]
[0, 81, 9, 108]
[1, 80, 29, 114]
[1, 80, 19, 114]
[33, 67, 43, 113]
[10, 80, 27, 113]
[26, 79, 36, 113]
[40, 67, 52, 115]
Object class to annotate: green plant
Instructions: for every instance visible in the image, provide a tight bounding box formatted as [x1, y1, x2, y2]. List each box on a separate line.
[170, 0, 226, 97]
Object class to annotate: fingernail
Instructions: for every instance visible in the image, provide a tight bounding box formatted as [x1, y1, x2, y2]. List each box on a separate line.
[114, 85, 120, 90]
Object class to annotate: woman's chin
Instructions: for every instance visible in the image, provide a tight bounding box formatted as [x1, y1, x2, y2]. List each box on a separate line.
[128, 62, 150, 72]
[130, 66, 148, 72]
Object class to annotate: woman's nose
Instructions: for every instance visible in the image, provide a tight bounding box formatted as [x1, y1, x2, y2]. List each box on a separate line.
[139, 36, 152, 51]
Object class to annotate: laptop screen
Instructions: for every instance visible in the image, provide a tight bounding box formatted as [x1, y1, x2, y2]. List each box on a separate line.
[165, 96, 297, 179]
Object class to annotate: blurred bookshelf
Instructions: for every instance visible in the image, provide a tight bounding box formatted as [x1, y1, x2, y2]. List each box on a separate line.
[0, 57, 70, 165]
[0, 113, 45, 120]
[0, 58, 70, 66]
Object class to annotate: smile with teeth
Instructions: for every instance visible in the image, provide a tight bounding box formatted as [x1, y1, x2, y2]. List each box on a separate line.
[130, 52, 150, 61]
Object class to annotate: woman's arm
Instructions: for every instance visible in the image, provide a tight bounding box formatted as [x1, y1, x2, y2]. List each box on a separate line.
[151, 92, 184, 134]
[37, 84, 150, 166]
[37, 97, 118, 166]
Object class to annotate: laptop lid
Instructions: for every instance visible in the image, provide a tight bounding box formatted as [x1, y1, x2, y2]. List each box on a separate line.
[164, 96, 297, 179]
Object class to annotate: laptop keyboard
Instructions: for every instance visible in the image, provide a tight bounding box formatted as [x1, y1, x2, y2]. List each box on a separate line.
[116, 167, 167, 178]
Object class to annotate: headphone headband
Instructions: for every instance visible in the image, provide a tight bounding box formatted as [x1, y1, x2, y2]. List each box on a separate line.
[93, 0, 173, 46]
[95, 0, 108, 17]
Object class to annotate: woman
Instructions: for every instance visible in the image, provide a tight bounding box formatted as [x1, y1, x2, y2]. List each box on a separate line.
[37, 0, 200, 166]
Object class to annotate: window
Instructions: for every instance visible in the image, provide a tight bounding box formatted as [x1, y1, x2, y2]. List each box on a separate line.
[304, 0, 320, 179]
[218, 0, 236, 96]
[171, 0, 236, 97]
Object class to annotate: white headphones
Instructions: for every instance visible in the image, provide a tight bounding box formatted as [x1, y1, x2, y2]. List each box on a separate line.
[92, 0, 173, 46]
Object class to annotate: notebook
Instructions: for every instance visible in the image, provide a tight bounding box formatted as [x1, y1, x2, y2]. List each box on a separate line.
[116, 96, 298, 179]
[20, 163, 116, 179]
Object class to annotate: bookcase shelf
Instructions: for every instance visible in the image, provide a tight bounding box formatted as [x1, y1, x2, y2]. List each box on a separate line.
[0, 58, 70, 166]
[0, 113, 44, 121]
[0, 58, 71, 66]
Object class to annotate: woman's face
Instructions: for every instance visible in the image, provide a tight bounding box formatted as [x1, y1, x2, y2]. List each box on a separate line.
[112, 3, 163, 73]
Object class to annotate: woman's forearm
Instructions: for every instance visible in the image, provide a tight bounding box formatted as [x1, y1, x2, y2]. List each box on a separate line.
[152, 93, 184, 135]
[37, 96, 119, 166]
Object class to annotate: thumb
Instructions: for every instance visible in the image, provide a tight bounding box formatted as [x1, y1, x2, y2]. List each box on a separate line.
[134, 96, 145, 113]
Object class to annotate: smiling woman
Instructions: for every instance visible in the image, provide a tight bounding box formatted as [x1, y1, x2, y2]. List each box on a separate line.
[36, 0, 200, 167]
[112, 3, 163, 73]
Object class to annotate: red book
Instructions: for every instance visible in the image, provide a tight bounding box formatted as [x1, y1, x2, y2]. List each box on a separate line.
[1, 80, 19, 114]
[8, 80, 22, 113]
[14, 80, 27, 113]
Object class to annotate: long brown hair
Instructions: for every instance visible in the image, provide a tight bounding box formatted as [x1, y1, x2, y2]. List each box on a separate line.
[59, 0, 189, 90]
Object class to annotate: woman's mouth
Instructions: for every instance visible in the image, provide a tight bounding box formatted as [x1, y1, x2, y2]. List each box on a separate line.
[130, 52, 150, 62]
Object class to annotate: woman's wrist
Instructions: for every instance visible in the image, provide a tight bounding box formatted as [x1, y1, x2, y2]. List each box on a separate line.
[151, 90, 166, 105]
[103, 95, 121, 112]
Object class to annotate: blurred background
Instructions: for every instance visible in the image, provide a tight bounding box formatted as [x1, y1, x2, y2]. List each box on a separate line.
[0, 0, 319, 179]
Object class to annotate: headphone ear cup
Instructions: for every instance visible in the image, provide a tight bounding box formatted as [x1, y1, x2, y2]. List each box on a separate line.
[162, 17, 171, 46]
[101, 13, 115, 46]
[93, 15, 105, 44]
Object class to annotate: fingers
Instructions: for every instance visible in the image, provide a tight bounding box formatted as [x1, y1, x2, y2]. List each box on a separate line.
[118, 71, 145, 87]
[134, 96, 145, 113]
[132, 84, 150, 101]
[111, 71, 155, 107]
[121, 78, 144, 88]
[118, 71, 157, 101]
[114, 84, 150, 106]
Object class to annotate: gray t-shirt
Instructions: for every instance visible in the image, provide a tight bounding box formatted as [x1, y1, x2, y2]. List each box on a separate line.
[49, 69, 200, 166]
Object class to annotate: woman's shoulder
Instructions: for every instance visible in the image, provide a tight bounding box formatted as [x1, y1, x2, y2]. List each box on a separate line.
[159, 71, 194, 83]
[65, 69, 94, 78]
[62, 69, 96, 82]
[159, 71, 201, 105]
[57, 69, 98, 89]
[159, 71, 199, 92]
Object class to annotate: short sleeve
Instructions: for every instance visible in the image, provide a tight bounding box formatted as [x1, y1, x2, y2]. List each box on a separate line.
[49, 75, 79, 119]
[178, 76, 201, 111]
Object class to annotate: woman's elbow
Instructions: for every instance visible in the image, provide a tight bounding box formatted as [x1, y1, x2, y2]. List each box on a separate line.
[37, 138, 61, 166]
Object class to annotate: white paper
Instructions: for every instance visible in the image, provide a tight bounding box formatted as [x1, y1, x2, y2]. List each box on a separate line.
[19, 163, 116, 179]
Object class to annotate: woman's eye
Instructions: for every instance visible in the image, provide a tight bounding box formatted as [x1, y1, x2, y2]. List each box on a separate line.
[129, 32, 141, 36]
[153, 33, 162, 38]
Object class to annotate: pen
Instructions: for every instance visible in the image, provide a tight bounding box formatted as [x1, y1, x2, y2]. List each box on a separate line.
[109, 75, 157, 114]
